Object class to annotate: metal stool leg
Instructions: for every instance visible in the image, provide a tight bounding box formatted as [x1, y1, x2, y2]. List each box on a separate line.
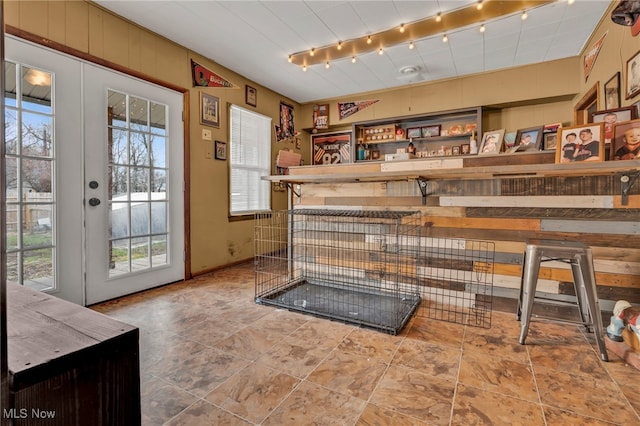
[576, 252, 608, 361]
[570, 257, 591, 330]
[516, 250, 527, 321]
[519, 245, 541, 345]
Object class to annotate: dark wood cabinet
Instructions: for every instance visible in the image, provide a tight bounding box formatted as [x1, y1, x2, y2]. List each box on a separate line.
[6, 283, 140, 426]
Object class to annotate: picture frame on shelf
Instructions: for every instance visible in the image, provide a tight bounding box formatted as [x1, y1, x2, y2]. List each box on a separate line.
[590, 106, 636, 144]
[461, 144, 471, 155]
[214, 140, 227, 160]
[245, 85, 257, 107]
[515, 126, 543, 151]
[543, 132, 558, 150]
[556, 123, 604, 164]
[421, 125, 441, 137]
[543, 122, 562, 133]
[406, 127, 421, 139]
[503, 131, 517, 148]
[452, 146, 460, 155]
[478, 128, 505, 155]
[611, 118, 640, 160]
[604, 72, 621, 109]
[626, 49, 640, 100]
[200, 92, 220, 127]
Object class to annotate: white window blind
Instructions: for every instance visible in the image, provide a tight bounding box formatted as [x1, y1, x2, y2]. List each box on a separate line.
[229, 104, 272, 215]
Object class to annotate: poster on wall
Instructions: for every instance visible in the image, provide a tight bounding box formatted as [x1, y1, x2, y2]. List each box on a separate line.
[312, 131, 351, 165]
[278, 102, 295, 141]
[313, 104, 329, 130]
[191, 59, 235, 88]
[338, 99, 379, 120]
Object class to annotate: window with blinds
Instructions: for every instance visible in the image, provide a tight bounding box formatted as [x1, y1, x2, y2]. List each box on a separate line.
[229, 104, 272, 215]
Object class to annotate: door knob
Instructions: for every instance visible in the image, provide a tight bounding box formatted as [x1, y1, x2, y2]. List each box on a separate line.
[89, 197, 101, 206]
[89, 181, 99, 189]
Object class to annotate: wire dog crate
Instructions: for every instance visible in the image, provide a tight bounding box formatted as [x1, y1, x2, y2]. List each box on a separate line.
[254, 209, 422, 334]
[415, 237, 495, 328]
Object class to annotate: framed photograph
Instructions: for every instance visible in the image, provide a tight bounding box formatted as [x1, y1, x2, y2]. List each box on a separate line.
[461, 144, 471, 155]
[504, 131, 517, 148]
[543, 122, 562, 133]
[279, 102, 295, 140]
[406, 127, 422, 139]
[214, 140, 227, 160]
[543, 132, 558, 150]
[421, 125, 441, 137]
[590, 107, 636, 144]
[604, 72, 621, 109]
[452, 146, 460, 155]
[200, 92, 220, 127]
[311, 131, 352, 165]
[556, 123, 604, 164]
[611, 119, 640, 160]
[515, 126, 543, 151]
[245, 85, 257, 107]
[626, 49, 640, 100]
[313, 104, 329, 130]
[478, 128, 505, 155]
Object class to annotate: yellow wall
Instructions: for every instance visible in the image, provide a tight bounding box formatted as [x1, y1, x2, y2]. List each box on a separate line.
[6, 0, 636, 276]
[5, 0, 302, 274]
[576, 2, 639, 111]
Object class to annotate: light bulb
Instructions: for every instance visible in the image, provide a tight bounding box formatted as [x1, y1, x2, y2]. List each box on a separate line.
[337, 41, 342, 50]
[352, 56, 357, 63]
[521, 10, 528, 20]
[378, 48, 384, 55]
[409, 41, 414, 49]
[477, 0, 483, 10]
[325, 61, 330, 69]
[310, 48, 315, 57]
[288, 55, 293, 63]
[302, 65, 307, 72]
[568, 0, 575, 4]
[480, 24, 486, 33]
[442, 34, 448, 43]
[367, 36, 372, 44]
[399, 24, 405, 33]
[436, 12, 442, 22]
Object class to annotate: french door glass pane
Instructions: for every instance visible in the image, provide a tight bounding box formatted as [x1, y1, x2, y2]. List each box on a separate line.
[5, 61, 55, 291]
[107, 90, 170, 278]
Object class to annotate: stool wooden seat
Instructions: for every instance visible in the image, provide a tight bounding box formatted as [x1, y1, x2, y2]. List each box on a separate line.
[516, 239, 608, 361]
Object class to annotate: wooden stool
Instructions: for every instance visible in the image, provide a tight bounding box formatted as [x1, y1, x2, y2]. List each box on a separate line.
[516, 239, 608, 361]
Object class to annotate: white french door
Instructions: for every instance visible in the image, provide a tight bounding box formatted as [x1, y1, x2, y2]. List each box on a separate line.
[83, 65, 184, 304]
[5, 36, 184, 306]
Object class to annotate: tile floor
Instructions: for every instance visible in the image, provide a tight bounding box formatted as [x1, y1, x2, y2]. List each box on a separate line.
[92, 263, 640, 425]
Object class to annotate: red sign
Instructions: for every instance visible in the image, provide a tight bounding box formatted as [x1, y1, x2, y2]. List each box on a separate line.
[191, 60, 234, 88]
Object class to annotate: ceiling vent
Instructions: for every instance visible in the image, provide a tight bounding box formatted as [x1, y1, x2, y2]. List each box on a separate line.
[397, 65, 425, 83]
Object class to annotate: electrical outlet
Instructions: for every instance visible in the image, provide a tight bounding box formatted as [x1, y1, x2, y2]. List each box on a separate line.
[202, 129, 212, 141]
[205, 143, 213, 159]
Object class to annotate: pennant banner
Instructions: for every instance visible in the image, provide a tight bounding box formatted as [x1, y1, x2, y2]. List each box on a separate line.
[338, 99, 379, 120]
[583, 32, 607, 82]
[191, 59, 235, 88]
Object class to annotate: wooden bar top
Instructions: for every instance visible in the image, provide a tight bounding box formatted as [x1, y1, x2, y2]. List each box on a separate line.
[7, 282, 137, 379]
[264, 155, 640, 184]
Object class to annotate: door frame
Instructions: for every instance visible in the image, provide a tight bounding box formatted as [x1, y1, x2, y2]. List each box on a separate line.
[6, 26, 192, 284]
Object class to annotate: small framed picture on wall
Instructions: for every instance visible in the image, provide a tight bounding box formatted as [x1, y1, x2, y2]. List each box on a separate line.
[626, 49, 640, 100]
[200, 92, 220, 127]
[245, 85, 257, 107]
[215, 140, 227, 160]
[604, 72, 621, 109]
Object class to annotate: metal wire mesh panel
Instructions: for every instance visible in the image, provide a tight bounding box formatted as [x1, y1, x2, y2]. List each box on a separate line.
[254, 209, 422, 334]
[415, 237, 495, 328]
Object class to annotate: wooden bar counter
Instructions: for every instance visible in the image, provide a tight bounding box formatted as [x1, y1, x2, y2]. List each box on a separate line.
[266, 153, 640, 314]
[6, 283, 140, 426]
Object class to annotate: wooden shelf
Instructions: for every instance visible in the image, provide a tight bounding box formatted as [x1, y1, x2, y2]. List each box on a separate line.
[265, 157, 640, 184]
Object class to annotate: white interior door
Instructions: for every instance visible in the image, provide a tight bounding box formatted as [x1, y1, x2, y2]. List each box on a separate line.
[83, 64, 184, 305]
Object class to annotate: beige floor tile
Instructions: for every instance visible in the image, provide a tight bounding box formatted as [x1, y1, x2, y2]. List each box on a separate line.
[307, 349, 388, 400]
[392, 338, 460, 380]
[261, 381, 366, 426]
[337, 327, 403, 363]
[205, 362, 299, 424]
[164, 400, 251, 426]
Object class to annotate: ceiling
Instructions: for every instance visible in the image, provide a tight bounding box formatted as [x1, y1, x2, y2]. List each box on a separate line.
[93, 0, 612, 104]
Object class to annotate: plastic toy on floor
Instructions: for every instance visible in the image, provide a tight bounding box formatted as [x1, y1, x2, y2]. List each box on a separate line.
[605, 300, 640, 369]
